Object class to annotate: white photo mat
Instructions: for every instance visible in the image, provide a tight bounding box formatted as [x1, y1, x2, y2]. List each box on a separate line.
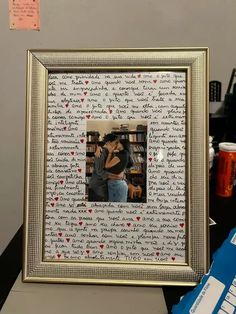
[45, 71, 186, 263]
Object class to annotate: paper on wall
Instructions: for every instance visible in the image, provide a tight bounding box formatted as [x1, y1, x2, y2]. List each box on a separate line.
[9, 0, 40, 30]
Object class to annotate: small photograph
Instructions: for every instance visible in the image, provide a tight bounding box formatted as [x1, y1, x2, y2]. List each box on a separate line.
[86, 120, 147, 203]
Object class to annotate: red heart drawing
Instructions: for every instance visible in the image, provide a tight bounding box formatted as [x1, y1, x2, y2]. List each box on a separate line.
[58, 232, 62, 237]
[78, 168, 82, 173]
[86, 250, 90, 254]
[80, 139, 84, 143]
[84, 92, 88, 96]
[79, 221, 83, 226]
[100, 244, 104, 249]
[59, 180, 64, 184]
[66, 238, 70, 242]
[88, 209, 92, 213]
[54, 197, 59, 201]
[148, 157, 153, 162]
[136, 216, 141, 221]
[156, 252, 160, 256]
[153, 79, 157, 83]
[71, 151, 75, 155]
[65, 103, 69, 108]
[81, 98, 84, 102]
[63, 126, 67, 131]
[172, 257, 176, 261]
[86, 114, 91, 119]
[180, 223, 184, 228]
[57, 253, 61, 258]
[85, 80, 89, 84]
[127, 223, 131, 227]
[51, 202, 55, 207]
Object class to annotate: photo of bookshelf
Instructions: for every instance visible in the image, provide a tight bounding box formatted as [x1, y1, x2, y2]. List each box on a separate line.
[86, 120, 147, 203]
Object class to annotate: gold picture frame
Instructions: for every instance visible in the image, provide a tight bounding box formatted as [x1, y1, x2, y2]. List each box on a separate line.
[23, 48, 209, 286]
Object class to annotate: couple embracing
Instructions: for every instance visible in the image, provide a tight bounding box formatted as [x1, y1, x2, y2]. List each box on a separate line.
[88, 133, 133, 202]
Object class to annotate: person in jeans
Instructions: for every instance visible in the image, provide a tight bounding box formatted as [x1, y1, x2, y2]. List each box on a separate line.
[105, 139, 133, 202]
[88, 133, 123, 202]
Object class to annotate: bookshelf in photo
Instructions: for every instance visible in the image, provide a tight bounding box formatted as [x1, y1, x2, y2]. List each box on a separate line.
[85, 131, 100, 200]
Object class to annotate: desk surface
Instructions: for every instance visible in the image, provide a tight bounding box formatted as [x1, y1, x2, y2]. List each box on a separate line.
[1, 273, 168, 314]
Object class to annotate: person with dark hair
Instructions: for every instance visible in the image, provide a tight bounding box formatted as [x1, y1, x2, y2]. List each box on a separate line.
[88, 133, 123, 202]
[105, 139, 134, 202]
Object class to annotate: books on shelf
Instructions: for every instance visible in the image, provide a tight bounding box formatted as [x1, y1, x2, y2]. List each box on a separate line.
[85, 177, 90, 185]
[129, 165, 143, 174]
[110, 132, 146, 142]
[120, 134, 129, 140]
[87, 131, 100, 142]
[109, 125, 147, 142]
[129, 133, 146, 142]
[86, 157, 94, 172]
[120, 124, 129, 131]
[131, 144, 145, 152]
[86, 164, 93, 174]
[86, 156, 95, 163]
[131, 153, 145, 163]
[129, 133, 136, 142]
[86, 144, 96, 153]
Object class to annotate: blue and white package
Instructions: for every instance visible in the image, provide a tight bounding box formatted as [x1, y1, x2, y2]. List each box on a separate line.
[172, 227, 236, 314]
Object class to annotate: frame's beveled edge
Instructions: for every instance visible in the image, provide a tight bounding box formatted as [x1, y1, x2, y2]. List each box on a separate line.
[23, 48, 209, 286]
[204, 47, 210, 275]
[23, 50, 35, 280]
[22, 262, 201, 286]
[22, 276, 198, 287]
[27, 47, 209, 54]
[23, 50, 48, 278]
[187, 47, 209, 277]
[26, 48, 209, 70]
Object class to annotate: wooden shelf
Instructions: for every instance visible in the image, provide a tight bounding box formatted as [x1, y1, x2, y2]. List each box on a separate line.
[112, 130, 146, 134]
[86, 151, 95, 155]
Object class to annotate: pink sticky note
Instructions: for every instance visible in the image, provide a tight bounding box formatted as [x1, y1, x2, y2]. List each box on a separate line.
[9, 0, 40, 30]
